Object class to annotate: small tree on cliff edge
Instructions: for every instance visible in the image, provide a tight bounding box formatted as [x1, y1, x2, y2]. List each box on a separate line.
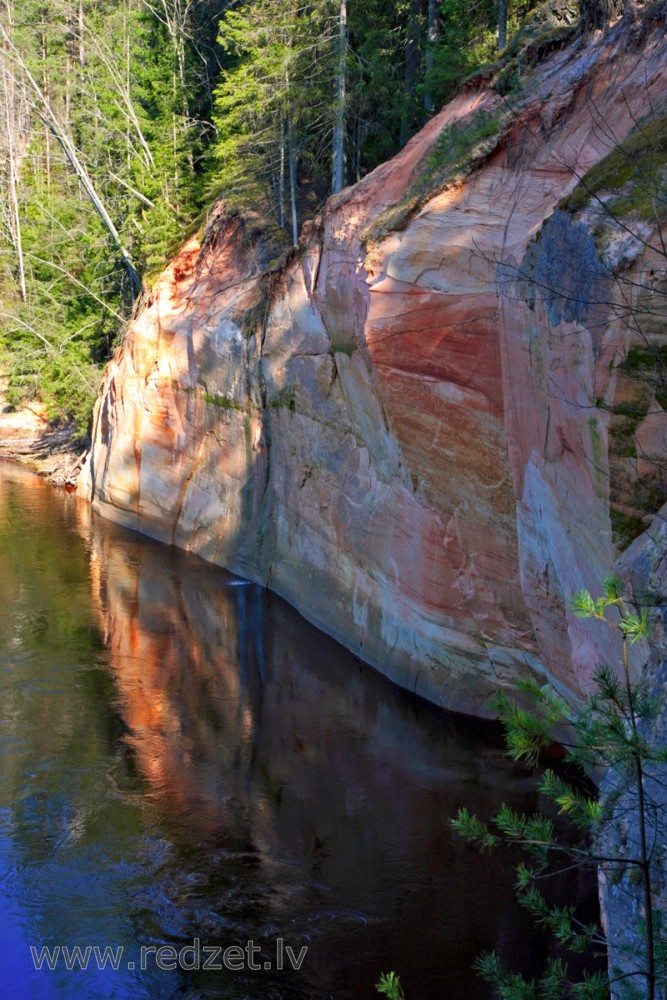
[452, 576, 667, 999]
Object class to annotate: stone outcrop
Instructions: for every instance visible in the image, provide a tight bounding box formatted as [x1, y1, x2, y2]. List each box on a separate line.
[596, 504, 667, 997]
[79, 3, 667, 714]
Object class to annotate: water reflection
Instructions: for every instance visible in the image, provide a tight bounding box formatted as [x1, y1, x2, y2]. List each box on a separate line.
[0, 465, 586, 999]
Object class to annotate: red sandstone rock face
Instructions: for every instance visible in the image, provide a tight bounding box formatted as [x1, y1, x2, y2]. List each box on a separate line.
[80, 7, 667, 713]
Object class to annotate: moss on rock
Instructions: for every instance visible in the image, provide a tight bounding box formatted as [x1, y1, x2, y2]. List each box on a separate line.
[363, 107, 506, 247]
[560, 108, 667, 222]
[607, 346, 667, 549]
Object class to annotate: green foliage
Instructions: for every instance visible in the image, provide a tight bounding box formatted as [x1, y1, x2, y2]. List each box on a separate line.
[428, 108, 505, 174]
[426, 0, 538, 106]
[490, 685, 558, 765]
[329, 331, 356, 357]
[346, 0, 408, 172]
[267, 385, 296, 412]
[363, 107, 506, 245]
[202, 391, 241, 410]
[209, 0, 551, 238]
[491, 1, 580, 97]
[560, 107, 667, 222]
[211, 0, 333, 232]
[0, 0, 223, 433]
[452, 578, 665, 999]
[0, 0, 628, 437]
[450, 807, 499, 851]
[375, 970, 406, 999]
[601, 342, 667, 551]
[571, 587, 648, 644]
[538, 771, 603, 828]
[475, 951, 609, 1000]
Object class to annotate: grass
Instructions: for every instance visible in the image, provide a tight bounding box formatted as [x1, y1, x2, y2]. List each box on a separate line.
[267, 385, 296, 412]
[202, 391, 243, 410]
[560, 109, 667, 222]
[605, 346, 667, 549]
[363, 107, 506, 247]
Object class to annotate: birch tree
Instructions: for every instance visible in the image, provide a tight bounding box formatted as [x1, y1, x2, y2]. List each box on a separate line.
[0, 21, 142, 293]
[331, 0, 346, 195]
[424, 0, 439, 113]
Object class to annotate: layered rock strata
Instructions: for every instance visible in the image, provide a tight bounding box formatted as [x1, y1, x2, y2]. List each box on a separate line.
[79, 5, 667, 713]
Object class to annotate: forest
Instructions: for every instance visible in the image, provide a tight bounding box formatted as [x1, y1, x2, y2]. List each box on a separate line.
[0, 0, 546, 434]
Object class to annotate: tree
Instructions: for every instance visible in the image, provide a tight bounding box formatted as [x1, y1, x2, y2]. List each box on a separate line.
[498, 0, 508, 49]
[581, 0, 627, 31]
[331, 0, 347, 194]
[212, 0, 335, 241]
[423, 0, 439, 114]
[0, 17, 142, 294]
[0, 0, 222, 431]
[1, 54, 26, 300]
[0, 0, 642, 437]
[400, 0, 423, 147]
[452, 578, 666, 999]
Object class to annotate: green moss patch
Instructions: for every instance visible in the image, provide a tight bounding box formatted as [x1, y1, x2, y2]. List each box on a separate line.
[267, 385, 296, 412]
[363, 107, 506, 247]
[494, 19, 578, 95]
[329, 331, 356, 357]
[560, 109, 667, 222]
[464, 0, 580, 97]
[606, 346, 667, 549]
[202, 391, 242, 410]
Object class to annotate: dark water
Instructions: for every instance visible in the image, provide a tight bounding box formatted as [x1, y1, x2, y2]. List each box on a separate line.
[0, 464, 591, 999]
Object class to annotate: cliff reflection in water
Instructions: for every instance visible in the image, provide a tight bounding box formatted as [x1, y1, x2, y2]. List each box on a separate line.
[0, 465, 558, 1000]
[78, 501, 547, 998]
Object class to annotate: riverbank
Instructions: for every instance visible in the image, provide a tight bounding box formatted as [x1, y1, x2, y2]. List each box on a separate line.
[0, 376, 84, 487]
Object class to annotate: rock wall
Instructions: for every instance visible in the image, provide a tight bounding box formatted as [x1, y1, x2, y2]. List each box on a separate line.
[597, 505, 667, 997]
[79, 4, 667, 714]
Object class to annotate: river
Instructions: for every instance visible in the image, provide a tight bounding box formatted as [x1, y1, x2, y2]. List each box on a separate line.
[0, 463, 591, 998]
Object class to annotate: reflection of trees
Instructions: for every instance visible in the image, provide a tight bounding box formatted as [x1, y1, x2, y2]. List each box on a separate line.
[0, 467, 149, 996]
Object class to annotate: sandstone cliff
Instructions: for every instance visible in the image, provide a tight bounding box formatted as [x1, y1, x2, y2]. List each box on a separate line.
[79, 3, 667, 714]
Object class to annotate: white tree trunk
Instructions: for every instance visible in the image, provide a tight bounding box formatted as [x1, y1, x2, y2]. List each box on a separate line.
[498, 0, 508, 50]
[288, 114, 298, 245]
[331, 0, 347, 195]
[424, 0, 439, 113]
[279, 114, 285, 230]
[0, 24, 142, 294]
[2, 65, 26, 301]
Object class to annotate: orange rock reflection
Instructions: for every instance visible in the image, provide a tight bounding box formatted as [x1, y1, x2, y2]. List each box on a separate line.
[69, 493, 597, 997]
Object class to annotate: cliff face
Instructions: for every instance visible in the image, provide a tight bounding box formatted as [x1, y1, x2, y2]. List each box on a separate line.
[79, 5, 667, 714]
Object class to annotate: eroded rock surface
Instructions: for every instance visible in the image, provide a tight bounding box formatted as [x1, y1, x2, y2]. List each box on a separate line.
[80, 5, 667, 713]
